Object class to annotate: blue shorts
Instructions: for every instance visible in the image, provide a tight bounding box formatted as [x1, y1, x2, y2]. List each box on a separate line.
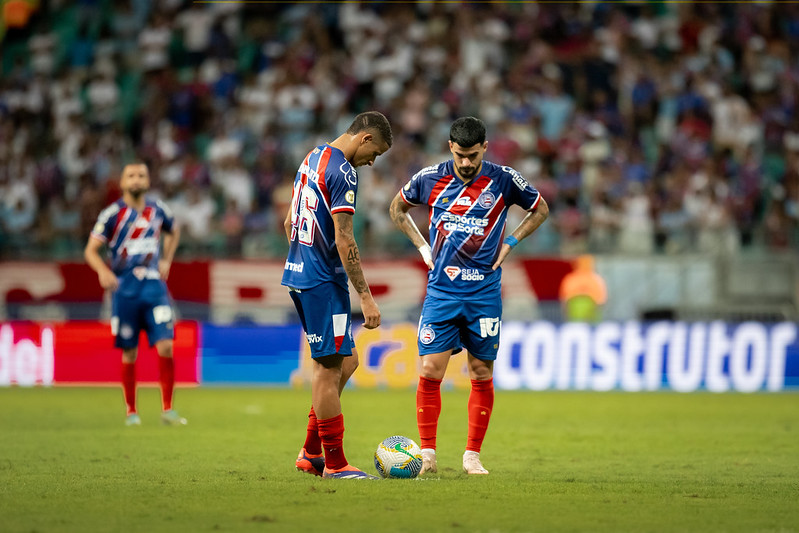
[288, 282, 354, 358]
[417, 292, 502, 360]
[111, 280, 174, 349]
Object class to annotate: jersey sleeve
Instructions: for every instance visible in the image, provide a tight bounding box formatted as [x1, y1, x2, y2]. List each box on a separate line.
[400, 164, 437, 206]
[328, 160, 358, 215]
[156, 199, 175, 232]
[90, 203, 120, 243]
[503, 165, 541, 211]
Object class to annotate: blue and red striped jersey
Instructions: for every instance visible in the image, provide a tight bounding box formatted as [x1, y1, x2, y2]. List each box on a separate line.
[90, 198, 175, 293]
[282, 144, 358, 290]
[401, 160, 541, 297]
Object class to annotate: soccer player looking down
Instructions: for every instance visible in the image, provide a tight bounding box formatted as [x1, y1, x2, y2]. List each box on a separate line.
[84, 162, 186, 426]
[282, 111, 393, 479]
[389, 116, 549, 474]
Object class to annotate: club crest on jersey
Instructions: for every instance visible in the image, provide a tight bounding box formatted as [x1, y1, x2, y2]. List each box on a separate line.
[478, 191, 496, 208]
[444, 266, 461, 281]
[419, 326, 435, 345]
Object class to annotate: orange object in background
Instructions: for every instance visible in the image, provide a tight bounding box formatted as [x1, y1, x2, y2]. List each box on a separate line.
[2, 0, 37, 28]
[559, 255, 607, 322]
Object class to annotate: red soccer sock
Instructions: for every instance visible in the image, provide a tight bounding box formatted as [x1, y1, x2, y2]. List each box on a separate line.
[303, 405, 323, 456]
[416, 376, 442, 451]
[466, 378, 494, 453]
[317, 414, 347, 470]
[158, 356, 175, 412]
[122, 362, 137, 415]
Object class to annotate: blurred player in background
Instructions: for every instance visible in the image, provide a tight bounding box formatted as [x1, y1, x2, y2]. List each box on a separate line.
[389, 116, 549, 475]
[282, 111, 392, 479]
[84, 163, 186, 427]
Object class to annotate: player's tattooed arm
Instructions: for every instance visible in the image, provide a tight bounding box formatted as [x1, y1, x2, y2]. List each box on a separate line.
[333, 213, 370, 296]
[389, 193, 427, 249]
[333, 212, 381, 329]
[492, 197, 550, 270]
[389, 193, 434, 269]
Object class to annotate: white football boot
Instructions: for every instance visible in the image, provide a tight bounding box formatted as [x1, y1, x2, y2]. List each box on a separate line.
[420, 449, 437, 474]
[462, 451, 489, 475]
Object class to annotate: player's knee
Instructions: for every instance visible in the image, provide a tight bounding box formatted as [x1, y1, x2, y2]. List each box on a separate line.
[420, 360, 446, 380]
[121, 348, 138, 364]
[156, 340, 174, 358]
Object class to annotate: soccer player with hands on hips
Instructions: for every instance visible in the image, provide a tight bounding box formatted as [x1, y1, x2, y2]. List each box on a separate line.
[84, 162, 186, 427]
[389, 117, 549, 475]
[282, 111, 393, 479]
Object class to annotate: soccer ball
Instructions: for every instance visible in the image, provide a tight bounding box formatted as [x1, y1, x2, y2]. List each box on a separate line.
[374, 435, 423, 479]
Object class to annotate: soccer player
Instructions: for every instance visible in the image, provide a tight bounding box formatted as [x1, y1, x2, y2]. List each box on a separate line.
[389, 116, 549, 475]
[282, 111, 393, 479]
[84, 162, 186, 427]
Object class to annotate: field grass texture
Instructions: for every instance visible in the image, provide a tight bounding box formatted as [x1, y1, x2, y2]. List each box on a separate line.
[1, 387, 797, 532]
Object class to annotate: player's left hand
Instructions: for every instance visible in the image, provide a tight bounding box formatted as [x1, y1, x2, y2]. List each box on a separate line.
[158, 259, 172, 280]
[492, 244, 512, 270]
[360, 293, 381, 329]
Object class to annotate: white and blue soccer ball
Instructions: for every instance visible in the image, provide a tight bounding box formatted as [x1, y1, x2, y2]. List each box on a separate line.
[374, 435, 423, 479]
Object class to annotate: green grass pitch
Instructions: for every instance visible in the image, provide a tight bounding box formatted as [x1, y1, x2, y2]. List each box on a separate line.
[1, 386, 797, 532]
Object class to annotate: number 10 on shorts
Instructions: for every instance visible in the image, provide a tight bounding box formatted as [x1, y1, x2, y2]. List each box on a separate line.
[479, 317, 500, 338]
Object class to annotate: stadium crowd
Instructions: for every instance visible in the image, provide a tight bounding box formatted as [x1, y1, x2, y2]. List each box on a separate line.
[1, 0, 798, 260]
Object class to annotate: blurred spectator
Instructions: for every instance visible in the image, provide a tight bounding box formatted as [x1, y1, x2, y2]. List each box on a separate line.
[171, 183, 217, 254]
[1, 2, 797, 259]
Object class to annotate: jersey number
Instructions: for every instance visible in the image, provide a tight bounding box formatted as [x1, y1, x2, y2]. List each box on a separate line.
[290, 182, 319, 246]
[153, 305, 173, 325]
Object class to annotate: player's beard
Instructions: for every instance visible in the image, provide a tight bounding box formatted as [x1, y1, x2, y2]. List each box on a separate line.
[456, 164, 476, 180]
[126, 186, 148, 199]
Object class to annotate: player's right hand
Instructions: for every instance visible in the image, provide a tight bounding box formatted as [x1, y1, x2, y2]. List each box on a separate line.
[360, 294, 381, 329]
[98, 270, 119, 291]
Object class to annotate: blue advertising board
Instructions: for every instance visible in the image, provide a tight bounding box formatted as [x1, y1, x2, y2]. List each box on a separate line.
[198, 321, 799, 392]
[200, 324, 303, 385]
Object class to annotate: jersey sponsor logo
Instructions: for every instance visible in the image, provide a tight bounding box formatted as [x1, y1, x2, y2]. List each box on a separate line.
[419, 326, 435, 345]
[456, 196, 472, 206]
[478, 191, 496, 208]
[132, 266, 158, 280]
[503, 165, 529, 191]
[284, 260, 304, 273]
[345, 190, 355, 204]
[341, 162, 357, 186]
[479, 317, 500, 338]
[415, 164, 438, 179]
[306, 333, 323, 344]
[460, 269, 485, 281]
[444, 266, 461, 281]
[440, 212, 488, 235]
[123, 237, 159, 256]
